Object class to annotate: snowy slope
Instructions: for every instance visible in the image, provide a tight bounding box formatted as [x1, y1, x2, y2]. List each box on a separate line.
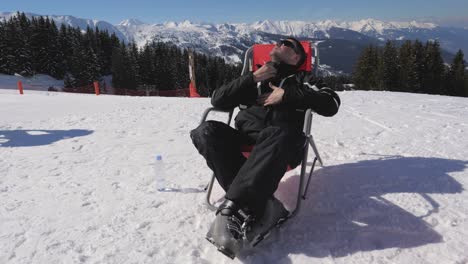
[1, 89, 468, 263]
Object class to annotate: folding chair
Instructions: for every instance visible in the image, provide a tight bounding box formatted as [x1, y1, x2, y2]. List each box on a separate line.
[201, 41, 323, 220]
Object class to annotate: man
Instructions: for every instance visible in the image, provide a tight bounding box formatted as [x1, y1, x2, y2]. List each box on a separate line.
[190, 37, 340, 257]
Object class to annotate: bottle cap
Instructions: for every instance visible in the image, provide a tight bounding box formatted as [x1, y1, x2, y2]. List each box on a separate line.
[156, 155, 162, 161]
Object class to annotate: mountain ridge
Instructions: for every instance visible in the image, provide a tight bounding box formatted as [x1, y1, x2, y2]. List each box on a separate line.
[1, 12, 467, 73]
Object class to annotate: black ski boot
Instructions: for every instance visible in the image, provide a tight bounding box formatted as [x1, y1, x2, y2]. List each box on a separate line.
[206, 199, 252, 259]
[245, 196, 290, 247]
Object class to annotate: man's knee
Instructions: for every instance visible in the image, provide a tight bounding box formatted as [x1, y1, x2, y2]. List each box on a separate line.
[190, 121, 226, 146]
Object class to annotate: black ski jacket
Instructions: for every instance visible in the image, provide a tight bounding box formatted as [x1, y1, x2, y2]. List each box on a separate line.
[211, 72, 340, 140]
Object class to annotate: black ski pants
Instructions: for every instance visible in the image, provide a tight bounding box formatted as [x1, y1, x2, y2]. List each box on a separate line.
[190, 120, 305, 217]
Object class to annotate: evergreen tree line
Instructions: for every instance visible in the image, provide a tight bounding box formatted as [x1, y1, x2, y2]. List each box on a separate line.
[0, 12, 120, 87]
[353, 40, 468, 97]
[320, 75, 353, 91]
[0, 12, 241, 94]
[111, 41, 242, 96]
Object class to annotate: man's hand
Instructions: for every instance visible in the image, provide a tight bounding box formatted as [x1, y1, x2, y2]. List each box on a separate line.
[257, 82, 285, 106]
[253, 62, 277, 82]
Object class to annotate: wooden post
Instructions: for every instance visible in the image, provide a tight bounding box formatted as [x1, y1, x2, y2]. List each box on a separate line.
[17, 81, 24, 95]
[93, 81, 100, 95]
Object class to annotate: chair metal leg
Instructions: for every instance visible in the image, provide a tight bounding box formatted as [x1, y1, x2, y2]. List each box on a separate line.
[309, 135, 323, 167]
[289, 135, 310, 219]
[302, 157, 317, 199]
[205, 173, 218, 211]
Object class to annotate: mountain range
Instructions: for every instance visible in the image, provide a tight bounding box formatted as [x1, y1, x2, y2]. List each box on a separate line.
[2, 12, 468, 74]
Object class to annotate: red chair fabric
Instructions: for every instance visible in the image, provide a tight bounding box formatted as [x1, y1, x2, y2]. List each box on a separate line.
[240, 145, 293, 171]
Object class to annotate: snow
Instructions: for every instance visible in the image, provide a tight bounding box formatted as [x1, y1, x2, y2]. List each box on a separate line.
[118, 18, 146, 27]
[317, 64, 345, 76]
[1, 89, 468, 263]
[344, 19, 437, 35]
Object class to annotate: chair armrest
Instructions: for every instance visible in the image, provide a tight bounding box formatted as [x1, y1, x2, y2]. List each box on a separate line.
[201, 107, 313, 132]
[302, 109, 313, 135]
[200, 107, 235, 126]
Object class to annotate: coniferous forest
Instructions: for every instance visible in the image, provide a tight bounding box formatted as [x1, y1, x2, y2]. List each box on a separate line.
[0, 13, 242, 96]
[353, 40, 468, 97]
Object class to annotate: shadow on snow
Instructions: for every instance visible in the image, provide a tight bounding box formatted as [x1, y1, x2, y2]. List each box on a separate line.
[0, 129, 93, 147]
[239, 156, 467, 263]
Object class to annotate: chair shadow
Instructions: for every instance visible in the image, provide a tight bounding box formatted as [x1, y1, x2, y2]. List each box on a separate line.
[0, 129, 93, 147]
[238, 156, 467, 263]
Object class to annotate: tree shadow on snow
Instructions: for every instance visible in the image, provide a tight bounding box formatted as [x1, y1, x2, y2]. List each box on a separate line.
[238, 156, 467, 263]
[0, 129, 93, 147]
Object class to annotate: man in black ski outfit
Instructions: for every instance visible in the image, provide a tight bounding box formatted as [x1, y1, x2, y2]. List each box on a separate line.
[190, 37, 340, 256]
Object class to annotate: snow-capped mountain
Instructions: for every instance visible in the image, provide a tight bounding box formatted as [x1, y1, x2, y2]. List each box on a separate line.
[112, 17, 467, 69]
[0, 12, 127, 41]
[113, 18, 380, 64]
[2, 12, 468, 72]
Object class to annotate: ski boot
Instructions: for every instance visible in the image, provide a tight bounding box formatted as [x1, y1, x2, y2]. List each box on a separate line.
[206, 199, 252, 259]
[244, 196, 290, 247]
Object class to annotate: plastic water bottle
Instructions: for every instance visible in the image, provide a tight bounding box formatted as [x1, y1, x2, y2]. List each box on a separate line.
[154, 155, 203, 193]
[154, 155, 170, 191]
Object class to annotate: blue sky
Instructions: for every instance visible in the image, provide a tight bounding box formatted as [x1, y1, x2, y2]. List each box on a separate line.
[2, 0, 468, 27]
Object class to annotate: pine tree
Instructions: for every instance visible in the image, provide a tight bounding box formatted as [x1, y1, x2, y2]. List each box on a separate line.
[94, 28, 111, 76]
[126, 42, 140, 89]
[83, 45, 101, 85]
[398, 41, 412, 92]
[353, 45, 380, 90]
[57, 24, 73, 77]
[447, 50, 466, 97]
[381, 40, 399, 91]
[64, 26, 102, 87]
[0, 19, 7, 73]
[99, 31, 121, 76]
[66, 45, 87, 87]
[2, 13, 33, 76]
[160, 44, 176, 90]
[111, 45, 125, 89]
[465, 69, 468, 97]
[422, 41, 445, 95]
[176, 48, 190, 90]
[111, 43, 138, 89]
[412, 40, 425, 93]
[47, 20, 63, 78]
[138, 44, 155, 85]
[30, 16, 50, 75]
[17, 13, 33, 76]
[397, 41, 422, 93]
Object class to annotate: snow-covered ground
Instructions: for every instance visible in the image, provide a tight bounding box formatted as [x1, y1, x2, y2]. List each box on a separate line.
[1, 89, 467, 263]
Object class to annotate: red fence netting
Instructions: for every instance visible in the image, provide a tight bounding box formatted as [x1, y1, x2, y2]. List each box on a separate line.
[60, 83, 190, 97]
